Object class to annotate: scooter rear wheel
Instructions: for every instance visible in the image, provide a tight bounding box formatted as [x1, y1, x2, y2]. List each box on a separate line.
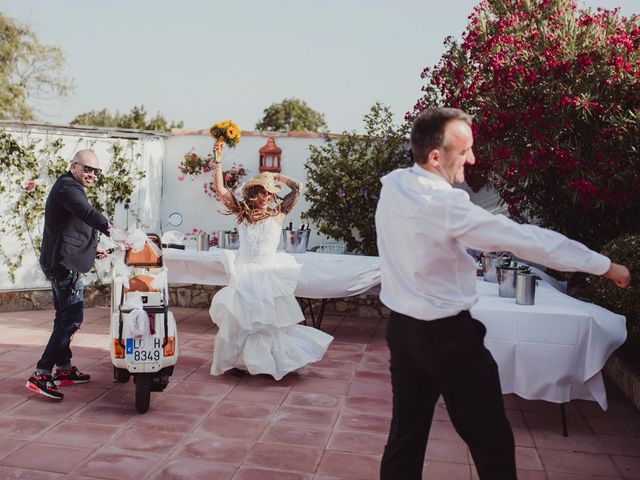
[134, 373, 152, 413]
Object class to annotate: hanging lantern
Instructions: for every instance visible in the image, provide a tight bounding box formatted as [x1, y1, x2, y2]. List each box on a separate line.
[258, 137, 282, 173]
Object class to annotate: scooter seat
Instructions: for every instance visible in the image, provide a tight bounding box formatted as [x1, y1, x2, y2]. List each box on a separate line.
[125, 275, 158, 293]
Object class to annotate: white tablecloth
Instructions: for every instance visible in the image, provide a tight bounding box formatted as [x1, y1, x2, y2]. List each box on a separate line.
[163, 248, 381, 298]
[163, 248, 626, 409]
[472, 280, 626, 410]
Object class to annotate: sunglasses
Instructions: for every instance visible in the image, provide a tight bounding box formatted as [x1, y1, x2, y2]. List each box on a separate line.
[75, 162, 102, 176]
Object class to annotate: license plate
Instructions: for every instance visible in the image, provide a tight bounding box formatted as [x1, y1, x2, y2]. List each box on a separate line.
[125, 336, 162, 363]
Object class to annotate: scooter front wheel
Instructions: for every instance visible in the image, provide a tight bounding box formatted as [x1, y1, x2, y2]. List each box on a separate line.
[134, 373, 152, 413]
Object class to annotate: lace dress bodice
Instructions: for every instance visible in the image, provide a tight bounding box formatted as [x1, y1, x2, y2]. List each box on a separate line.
[237, 217, 282, 260]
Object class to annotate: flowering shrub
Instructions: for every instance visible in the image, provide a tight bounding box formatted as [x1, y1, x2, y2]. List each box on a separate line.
[410, 0, 640, 249]
[588, 234, 640, 351]
[203, 163, 248, 198]
[178, 148, 214, 179]
[0, 132, 146, 282]
[304, 103, 410, 255]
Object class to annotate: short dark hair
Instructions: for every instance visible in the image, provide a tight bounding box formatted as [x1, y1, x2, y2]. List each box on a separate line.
[410, 108, 473, 165]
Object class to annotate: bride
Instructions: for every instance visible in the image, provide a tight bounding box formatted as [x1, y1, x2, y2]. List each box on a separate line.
[208, 143, 333, 379]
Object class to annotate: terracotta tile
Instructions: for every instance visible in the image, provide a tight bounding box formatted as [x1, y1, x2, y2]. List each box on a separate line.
[547, 473, 620, 480]
[538, 448, 619, 476]
[106, 424, 188, 454]
[1, 442, 92, 474]
[423, 461, 471, 479]
[211, 400, 277, 420]
[38, 422, 119, 448]
[69, 404, 134, 426]
[272, 406, 339, 428]
[169, 379, 234, 398]
[9, 397, 86, 422]
[0, 465, 62, 479]
[151, 393, 219, 414]
[513, 470, 549, 480]
[174, 436, 251, 464]
[0, 437, 27, 460]
[74, 451, 162, 480]
[329, 342, 367, 354]
[343, 395, 392, 415]
[598, 435, 640, 457]
[531, 430, 603, 454]
[292, 378, 350, 396]
[0, 416, 55, 439]
[586, 416, 640, 437]
[285, 391, 342, 409]
[130, 411, 203, 432]
[227, 385, 289, 404]
[150, 458, 236, 480]
[426, 438, 469, 464]
[347, 380, 392, 400]
[317, 451, 380, 479]
[245, 442, 323, 472]
[235, 466, 313, 480]
[335, 412, 390, 434]
[196, 416, 267, 441]
[611, 455, 640, 479]
[327, 430, 387, 455]
[306, 367, 354, 382]
[515, 446, 543, 471]
[0, 393, 28, 414]
[523, 411, 593, 435]
[261, 423, 331, 448]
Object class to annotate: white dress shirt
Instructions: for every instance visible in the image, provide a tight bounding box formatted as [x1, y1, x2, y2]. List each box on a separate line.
[375, 164, 611, 321]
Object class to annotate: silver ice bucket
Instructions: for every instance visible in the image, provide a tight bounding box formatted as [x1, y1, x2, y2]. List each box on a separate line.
[497, 267, 517, 298]
[195, 233, 209, 251]
[223, 232, 240, 250]
[516, 273, 536, 305]
[282, 229, 311, 253]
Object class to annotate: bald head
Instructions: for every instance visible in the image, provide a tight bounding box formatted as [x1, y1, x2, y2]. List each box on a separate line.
[72, 150, 100, 168]
[70, 150, 101, 188]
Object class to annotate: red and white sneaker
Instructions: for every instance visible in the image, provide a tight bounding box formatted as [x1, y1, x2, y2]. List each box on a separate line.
[26, 372, 64, 400]
[53, 366, 91, 386]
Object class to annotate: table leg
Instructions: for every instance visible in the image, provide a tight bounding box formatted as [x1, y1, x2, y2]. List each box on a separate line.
[296, 298, 329, 329]
[560, 403, 568, 437]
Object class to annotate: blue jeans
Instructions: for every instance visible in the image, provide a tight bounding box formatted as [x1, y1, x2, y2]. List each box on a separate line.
[36, 270, 84, 373]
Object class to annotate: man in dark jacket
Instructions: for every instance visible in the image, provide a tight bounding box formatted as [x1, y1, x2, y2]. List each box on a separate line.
[26, 150, 111, 400]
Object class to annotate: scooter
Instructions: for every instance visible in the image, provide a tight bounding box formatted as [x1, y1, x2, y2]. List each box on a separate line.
[109, 233, 178, 413]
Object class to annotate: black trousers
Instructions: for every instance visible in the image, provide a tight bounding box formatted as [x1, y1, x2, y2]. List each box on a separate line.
[37, 270, 84, 373]
[380, 310, 517, 480]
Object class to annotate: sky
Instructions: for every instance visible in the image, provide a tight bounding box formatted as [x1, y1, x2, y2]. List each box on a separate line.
[1, 0, 637, 133]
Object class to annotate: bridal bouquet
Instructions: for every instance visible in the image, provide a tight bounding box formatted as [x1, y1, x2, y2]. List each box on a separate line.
[210, 120, 241, 163]
[210, 120, 241, 148]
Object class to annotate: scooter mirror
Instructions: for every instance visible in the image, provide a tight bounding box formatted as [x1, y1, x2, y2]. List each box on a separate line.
[167, 212, 183, 227]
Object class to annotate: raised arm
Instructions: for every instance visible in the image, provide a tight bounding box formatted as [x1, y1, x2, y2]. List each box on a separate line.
[274, 173, 301, 215]
[210, 143, 239, 211]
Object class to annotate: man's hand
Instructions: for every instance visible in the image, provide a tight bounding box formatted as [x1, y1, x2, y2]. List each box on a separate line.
[96, 247, 109, 260]
[603, 262, 631, 288]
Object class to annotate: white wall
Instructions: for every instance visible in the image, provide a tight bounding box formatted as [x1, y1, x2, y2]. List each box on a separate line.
[163, 133, 330, 248]
[0, 125, 164, 290]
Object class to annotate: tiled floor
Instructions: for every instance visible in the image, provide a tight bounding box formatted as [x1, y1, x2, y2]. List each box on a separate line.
[0, 306, 638, 479]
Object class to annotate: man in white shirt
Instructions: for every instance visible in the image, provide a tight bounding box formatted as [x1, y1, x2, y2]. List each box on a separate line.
[375, 107, 630, 480]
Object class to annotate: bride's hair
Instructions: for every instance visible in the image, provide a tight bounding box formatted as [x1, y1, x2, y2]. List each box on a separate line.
[228, 185, 282, 224]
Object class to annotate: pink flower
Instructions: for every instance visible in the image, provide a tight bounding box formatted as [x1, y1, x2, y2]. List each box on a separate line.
[25, 181, 36, 191]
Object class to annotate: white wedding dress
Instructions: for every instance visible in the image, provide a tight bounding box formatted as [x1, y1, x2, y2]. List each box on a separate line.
[209, 216, 333, 380]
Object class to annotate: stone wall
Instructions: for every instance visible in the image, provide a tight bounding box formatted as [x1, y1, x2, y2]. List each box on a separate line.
[0, 284, 389, 319]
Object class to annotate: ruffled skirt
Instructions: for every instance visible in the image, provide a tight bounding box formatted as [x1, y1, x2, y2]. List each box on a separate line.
[209, 250, 333, 380]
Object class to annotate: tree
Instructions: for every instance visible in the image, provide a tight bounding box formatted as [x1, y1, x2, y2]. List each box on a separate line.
[303, 103, 409, 255]
[255, 98, 328, 132]
[70, 105, 183, 132]
[0, 13, 73, 120]
[410, 0, 640, 250]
